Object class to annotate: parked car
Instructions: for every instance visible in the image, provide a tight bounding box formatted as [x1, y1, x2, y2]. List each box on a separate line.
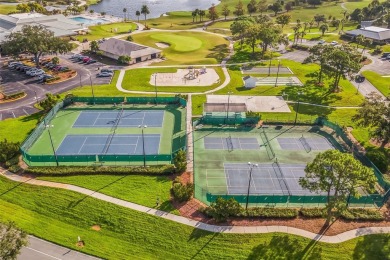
[8, 61, 22, 69]
[52, 65, 62, 71]
[59, 66, 69, 71]
[70, 54, 82, 59]
[97, 72, 113, 77]
[82, 57, 91, 63]
[86, 59, 97, 64]
[77, 56, 87, 61]
[380, 52, 389, 58]
[330, 41, 338, 46]
[26, 68, 39, 75]
[39, 75, 54, 83]
[318, 40, 325, 44]
[355, 75, 365, 83]
[101, 68, 113, 74]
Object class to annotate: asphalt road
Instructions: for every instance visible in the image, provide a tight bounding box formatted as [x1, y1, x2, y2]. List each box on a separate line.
[19, 236, 101, 260]
[0, 54, 112, 121]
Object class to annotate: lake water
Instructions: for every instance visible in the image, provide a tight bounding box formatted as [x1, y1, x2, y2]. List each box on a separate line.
[89, 0, 220, 20]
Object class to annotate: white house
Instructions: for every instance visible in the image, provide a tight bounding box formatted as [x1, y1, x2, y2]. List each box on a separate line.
[98, 38, 162, 64]
[0, 13, 86, 42]
[243, 76, 257, 89]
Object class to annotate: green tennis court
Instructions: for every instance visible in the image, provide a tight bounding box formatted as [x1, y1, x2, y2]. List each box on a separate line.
[22, 99, 187, 166]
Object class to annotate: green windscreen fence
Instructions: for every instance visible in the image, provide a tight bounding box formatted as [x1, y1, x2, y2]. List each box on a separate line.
[20, 96, 186, 166]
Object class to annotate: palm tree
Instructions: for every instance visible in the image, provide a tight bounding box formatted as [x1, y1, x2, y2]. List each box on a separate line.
[136, 10, 140, 22]
[199, 10, 206, 22]
[123, 8, 127, 21]
[319, 23, 328, 36]
[141, 5, 150, 25]
[300, 31, 306, 43]
[362, 38, 373, 55]
[191, 11, 197, 23]
[194, 9, 199, 22]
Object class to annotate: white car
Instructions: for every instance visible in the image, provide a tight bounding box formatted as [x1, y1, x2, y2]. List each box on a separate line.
[34, 70, 45, 76]
[330, 41, 338, 46]
[28, 69, 42, 76]
[8, 61, 22, 69]
[26, 68, 38, 75]
[318, 40, 325, 44]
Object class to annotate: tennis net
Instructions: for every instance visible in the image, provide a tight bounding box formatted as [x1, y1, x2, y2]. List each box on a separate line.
[260, 128, 275, 160]
[272, 158, 291, 196]
[299, 135, 311, 153]
[226, 135, 233, 152]
[103, 108, 124, 154]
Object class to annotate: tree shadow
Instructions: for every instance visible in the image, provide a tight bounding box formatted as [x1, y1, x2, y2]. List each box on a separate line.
[206, 44, 230, 63]
[188, 231, 219, 259]
[247, 235, 323, 260]
[352, 234, 390, 260]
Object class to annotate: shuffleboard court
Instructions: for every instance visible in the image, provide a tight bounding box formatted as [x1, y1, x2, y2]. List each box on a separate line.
[56, 134, 160, 155]
[204, 137, 260, 150]
[223, 163, 327, 195]
[277, 137, 334, 151]
[73, 110, 164, 128]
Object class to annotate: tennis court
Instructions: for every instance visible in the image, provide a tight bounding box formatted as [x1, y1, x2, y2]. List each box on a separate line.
[56, 134, 160, 155]
[277, 137, 334, 151]
[204, 137, 260, 150]
[73, 110, 164, 128]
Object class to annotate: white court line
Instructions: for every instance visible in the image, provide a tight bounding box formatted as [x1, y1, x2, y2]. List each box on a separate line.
[92, 112, 100, 126]
[24, 247, 62, 260]
[77, 136, 89, 154]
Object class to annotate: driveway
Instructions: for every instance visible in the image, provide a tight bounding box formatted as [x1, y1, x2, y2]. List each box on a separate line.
[0, 55, 112, 121]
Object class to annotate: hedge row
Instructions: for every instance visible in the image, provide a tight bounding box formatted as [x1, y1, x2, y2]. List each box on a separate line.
[300, 208, 384, 221]
[25, 165, 175, 176]
[240, 207, 298, 218]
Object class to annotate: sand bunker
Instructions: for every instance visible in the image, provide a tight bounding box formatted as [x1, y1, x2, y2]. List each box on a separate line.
[150, 68, 220, 86]
[155, 42, 170, 48]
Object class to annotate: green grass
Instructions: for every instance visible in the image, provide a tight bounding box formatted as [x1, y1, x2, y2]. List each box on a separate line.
[0, 175, 389, 259]
[121, 67, 225, 93]
[0, 112, 42, 143]
[76, 22, 137, 41]
[0, 4, 17, 14]
[146, 11, 204, 30]
[36, 174, 179, 214]
[131, 31, 229, 65]
[361, 71, 390, 96]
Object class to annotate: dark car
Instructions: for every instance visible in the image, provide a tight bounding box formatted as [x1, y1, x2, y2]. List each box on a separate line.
[381, 52, 390, 58]
[355, 75, 365, 83]
[86, 59, 97, 64]
[101, 68, 113, 74]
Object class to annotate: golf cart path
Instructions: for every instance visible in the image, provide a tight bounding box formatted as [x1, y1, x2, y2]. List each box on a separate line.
[1, 169, 389, 243]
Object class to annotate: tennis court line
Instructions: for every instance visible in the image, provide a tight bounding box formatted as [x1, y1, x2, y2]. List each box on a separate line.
[77, 137, 88, 155]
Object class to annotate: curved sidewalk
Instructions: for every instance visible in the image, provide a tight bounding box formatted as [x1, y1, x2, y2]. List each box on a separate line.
[1, 169, 389, 243]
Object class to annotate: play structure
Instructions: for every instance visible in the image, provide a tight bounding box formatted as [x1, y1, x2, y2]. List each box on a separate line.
[183, 66, 207, 81]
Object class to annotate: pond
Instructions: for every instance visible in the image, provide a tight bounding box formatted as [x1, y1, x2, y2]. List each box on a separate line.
[89, 0, 220, 20]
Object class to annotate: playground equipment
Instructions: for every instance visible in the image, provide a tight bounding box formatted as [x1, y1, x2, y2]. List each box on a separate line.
[183, 66, 207, 81]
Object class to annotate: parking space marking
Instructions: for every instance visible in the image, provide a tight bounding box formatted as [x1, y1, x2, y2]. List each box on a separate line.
[11, 111, 15, 118]
[23, 109, 29, 115]
[0, 113, 2, 121]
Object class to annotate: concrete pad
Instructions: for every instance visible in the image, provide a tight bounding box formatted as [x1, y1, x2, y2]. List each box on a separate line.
[266, 226, 280, 233]
[150, 68, 220, 86]
[206, 95, 291, 113]
[242, 67, 293, 74]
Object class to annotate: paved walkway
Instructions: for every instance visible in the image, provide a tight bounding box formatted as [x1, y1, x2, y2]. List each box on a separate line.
[1, 169, 389, 243]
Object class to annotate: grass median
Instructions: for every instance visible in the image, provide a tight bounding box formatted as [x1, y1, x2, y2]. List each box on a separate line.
[0, 176, 389, 259]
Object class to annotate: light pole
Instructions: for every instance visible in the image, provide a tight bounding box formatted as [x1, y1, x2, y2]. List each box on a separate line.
[274, 59, 281, 87]
[153, 73, 158, 104]
[34, 90, 38, 104]
[89, 75, 95, 104]
[268, 47, 273, 76]
[246, 162, 258, 210]
[139, 125, 147, 167]
[294, 91, 302, 125]
[44, 120, 59, 166]
[225, 91, 233, 124]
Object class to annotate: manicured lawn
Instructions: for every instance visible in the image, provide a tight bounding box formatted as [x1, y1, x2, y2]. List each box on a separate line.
[361, 71, 390, 96]
[383, 45, 390, 53]
[37, 174, 178, 214]
[287, 2, 347, 21]
[146, 11, 203, 30]
[131, 31, 229, 65]
[76, 22, 137, 41]
[0, 112, 42, 143]
[0, 176, 389, 259]
[122, 67, 225, 93]
[0, 4, 17, 14]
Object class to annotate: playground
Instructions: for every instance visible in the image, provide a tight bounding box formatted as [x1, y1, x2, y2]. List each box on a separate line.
[150, 67, 220, 86]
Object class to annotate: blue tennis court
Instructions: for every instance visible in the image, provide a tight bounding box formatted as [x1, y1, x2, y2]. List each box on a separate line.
[56, 134, 160, 155]
[204, 137, 260, 150]
[72, 110, 164, 128]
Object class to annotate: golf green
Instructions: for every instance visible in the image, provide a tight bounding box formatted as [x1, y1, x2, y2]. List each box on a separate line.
[150, 33, 202, 52]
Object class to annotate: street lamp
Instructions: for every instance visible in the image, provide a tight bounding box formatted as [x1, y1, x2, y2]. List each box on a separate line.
[153, 73, 158, 104]
[44, 121, 59, 166]
[268, 47, 273, 76]
[34, 90, 38, 104]
[294, 91, 303, 125]
[246, 162, 258, 210]
[139, 125, 147, 167]
[274, 59, 281, 88]
[225, 91, 233, 124]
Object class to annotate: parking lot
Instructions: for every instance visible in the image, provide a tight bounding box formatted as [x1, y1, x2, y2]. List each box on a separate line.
[0, 54, 114, 121]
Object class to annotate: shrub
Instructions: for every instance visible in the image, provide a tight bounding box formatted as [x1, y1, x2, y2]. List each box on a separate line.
[366, 150, 389, 173]
[118, 55, 131, 64]
[242, 207, 298, 218]
[0, 139, 20, 163]
[204, 197, 242, 222]
[5, 156, 19, 168]
[45, 77, 60, 83]
[341, 208, 384, 221]
[4, 92, 25, 100]
[51, 57, 59, 65]
[300, 208, 326, 218]
[173, 149, 187, 173]
[25, 165, 175, 176]
[126, 35, 133, 42]
[292, 44, 309, 51]
[8, 164, 21, 173]
[171, 177, 193, 202]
